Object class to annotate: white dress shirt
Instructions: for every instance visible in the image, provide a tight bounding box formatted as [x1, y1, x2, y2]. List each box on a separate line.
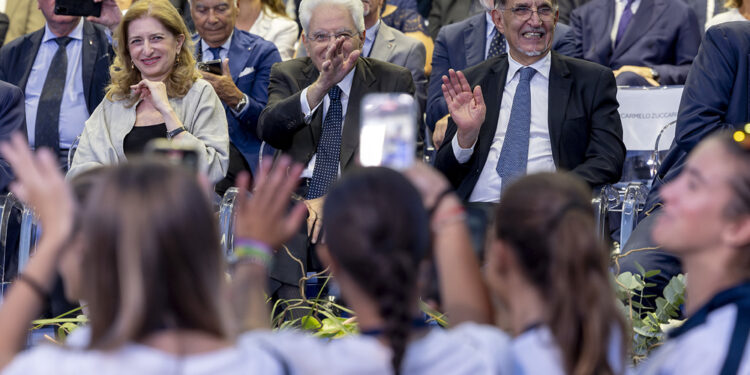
[451, 53, 556, 203]
[298, 68, 356, 178]
[363, 19, 381, 57]
[610, 0, 642, 45]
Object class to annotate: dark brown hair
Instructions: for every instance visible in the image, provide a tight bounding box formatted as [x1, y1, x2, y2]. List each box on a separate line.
[80, 160, 229, 349]
[494, 172, 627, 375]
[323, 167, 430, 375]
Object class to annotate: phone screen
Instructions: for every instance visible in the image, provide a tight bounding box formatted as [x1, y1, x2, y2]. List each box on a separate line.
[359, 93, 417, 170]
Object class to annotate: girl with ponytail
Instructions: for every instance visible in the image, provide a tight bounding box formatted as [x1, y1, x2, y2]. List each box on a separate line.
[235, 160, 513, 374]
[485, 172, 628, 375]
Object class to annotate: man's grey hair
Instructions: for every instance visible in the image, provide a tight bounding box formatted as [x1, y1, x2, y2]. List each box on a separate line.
[299, 0, 366, 34]
[188, 0, 239, 7]
[494, 0, 558, 9]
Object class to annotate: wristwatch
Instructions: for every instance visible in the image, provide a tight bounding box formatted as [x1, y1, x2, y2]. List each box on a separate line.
[234, 94, 248, 112]
[167, 126, 187, 139]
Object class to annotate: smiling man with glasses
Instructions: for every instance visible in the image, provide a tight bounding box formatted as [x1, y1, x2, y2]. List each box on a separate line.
[434, 0, 625, 206]
[256, 0, 415, 301]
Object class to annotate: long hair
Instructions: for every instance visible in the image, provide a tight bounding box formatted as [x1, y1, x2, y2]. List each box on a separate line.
[714, 131, 750, 277]
[494, 172, 627, 375]
[262, 0, 289, 18]
[106, 0, 200, 107]
[80, 160, 230, 349]
[323, 167, 430, 374]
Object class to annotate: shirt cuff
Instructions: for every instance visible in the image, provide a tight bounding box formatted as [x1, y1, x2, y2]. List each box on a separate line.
[452, 133, 476, 164]
[229, 93, 250, 117]
[300, 87, 322, 124]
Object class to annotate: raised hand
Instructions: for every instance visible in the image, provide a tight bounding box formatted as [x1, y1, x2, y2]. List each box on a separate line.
[0, 133, 75, 243]
[441, 69, 486, 148]
[306, 36, 361, 107]
[233, 156, 307, 250]
[89, 0, 122, 32]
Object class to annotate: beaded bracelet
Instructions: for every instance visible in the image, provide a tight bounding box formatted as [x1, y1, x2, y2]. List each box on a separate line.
[229, 238, 274, 269]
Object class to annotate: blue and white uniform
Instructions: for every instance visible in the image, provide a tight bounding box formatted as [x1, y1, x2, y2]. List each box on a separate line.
[638, 282, 750, 375]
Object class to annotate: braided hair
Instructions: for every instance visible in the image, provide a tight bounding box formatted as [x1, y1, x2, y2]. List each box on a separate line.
[323, 167, 430, 374]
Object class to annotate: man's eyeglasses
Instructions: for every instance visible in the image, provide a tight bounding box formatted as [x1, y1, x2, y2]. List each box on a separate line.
[504, 5, 556, 21]
[307, 31, 358, 43]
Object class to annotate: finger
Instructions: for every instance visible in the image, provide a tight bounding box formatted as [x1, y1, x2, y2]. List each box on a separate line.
[221, 58, 231, 76]
[310, 219, 322, 244]
[457, 70, 471, 94]
[472, 85, 485, 108]
[344, 49, 360, 68]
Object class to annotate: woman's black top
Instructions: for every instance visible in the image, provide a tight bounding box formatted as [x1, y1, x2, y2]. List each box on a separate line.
[123, 123, 167, 154]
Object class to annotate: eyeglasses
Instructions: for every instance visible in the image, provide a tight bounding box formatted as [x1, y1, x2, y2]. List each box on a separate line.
[307, 31, 358, 43]
[504, 5, 556, 21]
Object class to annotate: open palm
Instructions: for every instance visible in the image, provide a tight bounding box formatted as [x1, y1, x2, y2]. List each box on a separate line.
[441, 69, 485, 146]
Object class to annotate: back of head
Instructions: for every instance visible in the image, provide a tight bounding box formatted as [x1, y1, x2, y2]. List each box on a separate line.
[298, 0, 365, 33]
[81, 160, 229, 349]
[323, 167, 429, 374]
[108, 0, 199, 103]
[494, 172, 626, 375]
[715, 130, 750, 275]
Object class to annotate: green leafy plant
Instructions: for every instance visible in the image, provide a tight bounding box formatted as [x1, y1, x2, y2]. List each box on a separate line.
[613, 261, 686, 364]
[30, 306, 88, 344]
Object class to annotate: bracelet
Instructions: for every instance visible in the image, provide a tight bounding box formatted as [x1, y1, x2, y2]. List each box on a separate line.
[431, 204, 467, 232]
[15, 274, 48, 302]
[229, 238, 274, 269]
[166, 126, 187, 140]
[427, 188, 455, 218]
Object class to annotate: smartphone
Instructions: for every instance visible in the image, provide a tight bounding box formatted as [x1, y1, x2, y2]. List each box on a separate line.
[55, 0, 102, 17]
[197, 59, 222, 75]
[359, 93, 417, 170]
[145, 138, 200, 173]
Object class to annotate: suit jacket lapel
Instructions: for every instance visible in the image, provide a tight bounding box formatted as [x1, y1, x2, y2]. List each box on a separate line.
[474, 56, 507, 172]
[340, 58, 373, 168]
[228, 28, 250, 80]
[613, 0, 666, 60]
[300, 59, 324, 149]
[81, 21, 99, 110]
[547, 52, 572, 166]
[465, 13, 487, 68]
[590, 0, 615, 65]
[370, 23, 396, 60]
[19, 29, 45, 91]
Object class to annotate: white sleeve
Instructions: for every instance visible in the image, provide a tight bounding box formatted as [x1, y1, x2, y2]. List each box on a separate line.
[452, 133, 477, 164]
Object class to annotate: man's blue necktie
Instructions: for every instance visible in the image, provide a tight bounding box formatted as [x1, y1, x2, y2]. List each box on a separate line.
[496, 67, 536, 191]
[208, 47, 222, 60]
[615, 0, 636, 46]
[307, 86, 343, 199]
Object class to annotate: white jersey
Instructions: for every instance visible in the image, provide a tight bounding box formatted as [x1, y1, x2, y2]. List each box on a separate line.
[637, 282, 750, 375]
[244, 322, 513, 374]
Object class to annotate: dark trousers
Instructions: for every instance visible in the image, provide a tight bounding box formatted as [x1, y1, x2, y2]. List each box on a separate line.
[215, 142, 252, 197]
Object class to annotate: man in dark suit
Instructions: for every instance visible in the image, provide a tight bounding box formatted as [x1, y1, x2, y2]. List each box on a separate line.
[0, 0, 119, 167]
[435, 0, 625, 202]
[0, 81, 25, 192]
[0, 12, 9, 48]
[426, 4, 571, 147]
[191, 0, 281, 193]
[258, 0, 414, 299]
[562, 0, 701, 85]
[618, 21, 750, 308]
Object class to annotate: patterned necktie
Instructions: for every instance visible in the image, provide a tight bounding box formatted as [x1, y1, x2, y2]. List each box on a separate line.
[35, 36, 72, 157]
[208, 46, 222, 60]
[615, 0, 636, 46]
[307, 86, 343, 199]
[487, 31, 506, 59]
[496, 67, 537, 191]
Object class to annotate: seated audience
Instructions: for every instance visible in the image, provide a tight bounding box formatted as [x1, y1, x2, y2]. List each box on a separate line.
[233, 160, 512, 374]
[434, 0, 625, 203]
[0, 0, 121, 169]
[381, 0, 434, 74]
[68, 0, 229, 183]
[426, 0, 571, 146]
[619, 21, 750, 309]
[190, 0, 281, 192]
[237, 0, 299, 60]
[636, 131, 750, 374]
[0, 81, 25, 192]
[562, 0, 702, 85]
[705, 0, 749, 28]
[427, 0, 485, 40]
[0, 134, 281, 374]
[487, 172, 628, 374]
